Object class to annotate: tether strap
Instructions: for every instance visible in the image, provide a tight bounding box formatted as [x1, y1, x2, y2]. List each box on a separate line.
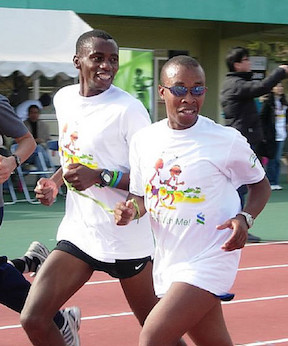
[63, 177, 114, 214]
[130, 198, 140, 222]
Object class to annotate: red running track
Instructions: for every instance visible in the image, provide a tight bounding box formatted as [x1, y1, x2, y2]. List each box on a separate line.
[0, 242, 288, 346]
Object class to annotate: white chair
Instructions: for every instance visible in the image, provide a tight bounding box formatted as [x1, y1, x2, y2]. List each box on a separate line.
[0, 145, 17, 205]
[10, 143, 55, 204]
[3, 176, 17, 205]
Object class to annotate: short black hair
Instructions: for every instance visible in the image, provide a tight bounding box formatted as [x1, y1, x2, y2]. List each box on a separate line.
[76, 29, 115, 54]
[39, 93, 51, 107]
[160, 55, 202, 85]
[226, 46, 249, 72]
[28, 104, 40, 112]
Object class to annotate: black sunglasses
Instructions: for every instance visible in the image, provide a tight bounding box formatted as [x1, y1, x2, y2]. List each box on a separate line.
[162, 85, 207, 97]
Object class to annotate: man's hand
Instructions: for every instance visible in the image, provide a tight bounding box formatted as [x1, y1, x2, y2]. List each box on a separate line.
[0, 155, 15, 183]
[64, 163, 98, 191]
[279, 65, 288, 75]
[217, 215, 248, 251]
[34, 178, 58, 206]
[114, 200, 137, 226]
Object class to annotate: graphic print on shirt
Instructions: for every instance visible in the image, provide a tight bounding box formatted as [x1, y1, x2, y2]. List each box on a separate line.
[59, 123, 98, 169]
[146, 157, 205, 213]
[249, 153, 258, 168]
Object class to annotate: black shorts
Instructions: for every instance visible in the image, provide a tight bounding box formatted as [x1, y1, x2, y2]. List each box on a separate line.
[55, 240, 152, 279]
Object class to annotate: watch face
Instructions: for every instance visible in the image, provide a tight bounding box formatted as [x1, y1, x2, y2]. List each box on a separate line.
[100, 170, 112, 186]
[240, 212, 254, 228]
[247, 215, 254, 227]
[103, 173, 111, 183]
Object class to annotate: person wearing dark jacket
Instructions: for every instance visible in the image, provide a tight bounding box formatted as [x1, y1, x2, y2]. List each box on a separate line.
[220, 46, 288, 242]
[260, 83, 288, 190]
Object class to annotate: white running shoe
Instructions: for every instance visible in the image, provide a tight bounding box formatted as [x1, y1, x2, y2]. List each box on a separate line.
[24, 241, 50, 274]
[271, 184, 283, 191]
[60, 307, 81, 346]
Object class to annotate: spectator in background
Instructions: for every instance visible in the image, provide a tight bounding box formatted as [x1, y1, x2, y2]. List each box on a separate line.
[220, 46, 288, 242]
[16, 93, 51, 121]
[8, 72, 29, 108]
[24, 104, 51, 172]
[260, 82, 288, 190]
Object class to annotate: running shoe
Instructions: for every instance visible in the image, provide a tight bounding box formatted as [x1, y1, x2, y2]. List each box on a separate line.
[60, 306, 81, 346]
[271, 184, 283, 191]
[24, 241, 50, 273]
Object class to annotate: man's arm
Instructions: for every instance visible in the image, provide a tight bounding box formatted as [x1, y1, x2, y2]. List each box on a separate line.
[63, 163, 130, 191]
[240, 66, 288, 98]
[13, 132, 36, 165]
[218, 176, 271, 251]
[34, 167, 64, 206]
[114, 193, 146, 226]
[0, 132, 36, 184]
[242, 176, 271, 219]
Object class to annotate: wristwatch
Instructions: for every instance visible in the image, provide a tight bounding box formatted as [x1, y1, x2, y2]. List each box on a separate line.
[11, 154, 21, 168]
[238, 211, 254, 229]
[99, 169, 112, 187]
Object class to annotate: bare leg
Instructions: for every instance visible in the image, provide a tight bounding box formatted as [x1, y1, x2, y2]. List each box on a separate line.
[120, 261, 158, 326]
[139, 282, 232, 346]
[120, 262, 187, 346]
[21, 250, 93, 346]
[187, 302, 233, 346]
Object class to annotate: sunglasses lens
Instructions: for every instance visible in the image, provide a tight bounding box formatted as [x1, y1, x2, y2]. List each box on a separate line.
[191, 86, 206, 96]
[169, 86, 188, 97]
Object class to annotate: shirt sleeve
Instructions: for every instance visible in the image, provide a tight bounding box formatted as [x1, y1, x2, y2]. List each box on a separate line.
[120, 98, 151, 146]
[129, 131, 145, 197]
[222, 131, 266, 189]
[0, 95, 28, 139]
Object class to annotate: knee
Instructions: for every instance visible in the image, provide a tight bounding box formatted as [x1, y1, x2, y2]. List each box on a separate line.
[21, 307, 37, 333]
[139, 328, 159, 346]
[140, 327, 186, 346]
[21, 306, 47, 336]
[21, 312, 51, 344]
[139, 329, 150, 346]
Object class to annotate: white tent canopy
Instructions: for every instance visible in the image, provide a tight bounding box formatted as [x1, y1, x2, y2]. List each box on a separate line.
[0, 8, 93, 78]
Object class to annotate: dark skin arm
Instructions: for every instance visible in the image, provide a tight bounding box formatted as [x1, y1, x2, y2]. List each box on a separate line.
[34, 167, 64, 206]
[63, 163, 129, 191]
[115, 193, 146, 225]
[218, 176, 271, 251]
[35, 163, 129, 206]
[115, 177, 271, 253]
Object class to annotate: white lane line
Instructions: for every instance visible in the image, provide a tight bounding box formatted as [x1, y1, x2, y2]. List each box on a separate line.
[236, 338, 288, 345]
[83, 264, 288, 286]
[223, 294, 288, 305]
[0, 324, 21, 330]
[85, 279, 119, 285]
[2, 293, 286, 331]
[0, 312, 134, 330]
[245, 241, 288, 247]
[0, 323, 287, 346]
[238, 264, 288, 271]
[81, 311, 133, 320]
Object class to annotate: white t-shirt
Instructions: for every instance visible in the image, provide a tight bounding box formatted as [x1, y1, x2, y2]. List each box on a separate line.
[15, 100, 43, 121]
[53, 84, 155, 261]
[129, 116, 266, 296]
[274, 98, 287, 141]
